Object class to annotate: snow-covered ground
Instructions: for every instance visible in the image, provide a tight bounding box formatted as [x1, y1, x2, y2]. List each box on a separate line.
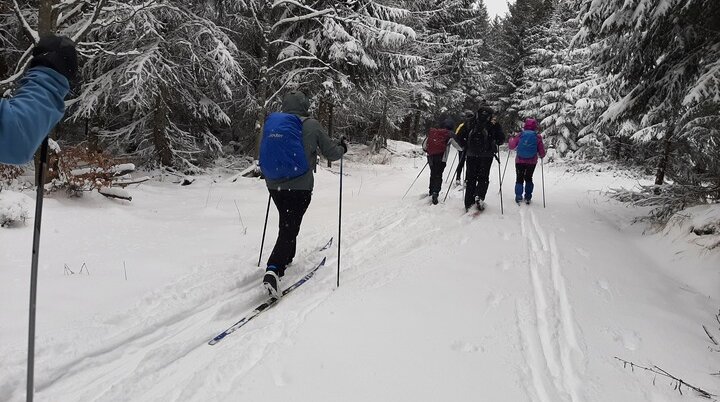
[1, 142, 718, 402]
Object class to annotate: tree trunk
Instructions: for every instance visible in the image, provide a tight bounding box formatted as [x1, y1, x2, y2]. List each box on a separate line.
[327, 102, 334, 167]
[379, 99, 388, 146]
[411, 110, 421, 144]
[86, 119, 100, 153]
[400, 113, 412, 142]
[34, 0, 57, 185]
[38, 0, 55, 35]
[253, 22, 272, 162]
[654, 125, 674, 186]
[253, 68, 268, 160]
[152, 93, 172, 166]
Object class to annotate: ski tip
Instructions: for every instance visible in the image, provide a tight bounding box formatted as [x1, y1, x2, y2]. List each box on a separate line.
[320, 256, 327, 265]
[319, 237, 334, 251]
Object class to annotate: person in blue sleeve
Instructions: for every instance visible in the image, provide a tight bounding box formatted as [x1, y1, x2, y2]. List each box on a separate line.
[0, 35, 77, 165]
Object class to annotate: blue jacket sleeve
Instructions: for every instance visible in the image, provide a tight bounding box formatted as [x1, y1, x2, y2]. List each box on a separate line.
[0, 67, 69, 165]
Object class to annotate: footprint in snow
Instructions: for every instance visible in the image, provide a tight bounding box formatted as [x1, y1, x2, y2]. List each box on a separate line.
[451, 340, 484, 353]
[610, 329, 641, 351]
[576, 247, 590, 258]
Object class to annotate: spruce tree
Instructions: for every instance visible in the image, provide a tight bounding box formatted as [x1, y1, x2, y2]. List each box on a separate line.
[580, 0, 720, 217]
[579, 0, 720, 188]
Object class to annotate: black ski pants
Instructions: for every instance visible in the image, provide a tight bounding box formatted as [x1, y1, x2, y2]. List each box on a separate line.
[427, 154, 446, 195]
[464, 156, 494, 209]
[267, 189, 312, 276]
[515, 163, 536, 184]
[455, 150, 466, 182]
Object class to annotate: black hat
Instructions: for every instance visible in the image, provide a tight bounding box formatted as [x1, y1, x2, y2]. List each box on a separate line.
[476, 106, 493, 121]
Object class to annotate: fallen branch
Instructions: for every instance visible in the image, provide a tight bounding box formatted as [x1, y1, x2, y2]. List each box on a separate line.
[113, 176, 150, 187]
[98, 187, 132, 201]
[615, 357, 715, 399]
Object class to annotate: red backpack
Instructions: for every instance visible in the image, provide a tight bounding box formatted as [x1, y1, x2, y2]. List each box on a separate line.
[425, 128, 451, 156]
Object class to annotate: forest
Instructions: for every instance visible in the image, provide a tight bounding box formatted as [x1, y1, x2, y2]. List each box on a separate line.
[1, 0, 718, 221]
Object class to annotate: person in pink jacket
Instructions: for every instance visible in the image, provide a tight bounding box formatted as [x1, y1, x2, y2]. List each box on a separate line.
[508, 118, 546, 204]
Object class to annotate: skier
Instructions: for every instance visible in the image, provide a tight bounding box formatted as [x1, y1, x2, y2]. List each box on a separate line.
[0, 35, 77, 165]
[423, 119, 457, 205]
[259, 90, 346, 299]
[508, 118, 546, 204]
[456, 106, 505, 212]
[454, 110, 474, 185]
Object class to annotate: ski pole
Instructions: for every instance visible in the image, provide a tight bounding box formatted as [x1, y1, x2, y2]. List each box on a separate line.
[438, 155, 456, 203]
[541, 158, 546, 208]
[442, 151, 459, 203]
[337, 154, 344, 288]
[257, 194, 271, 267]
[401, 161, 428, 199]
[495, 153, 504, 215]
[443, 151, 457, 185]
[500, 148, 510, 193]
[27, 138, 49, 402]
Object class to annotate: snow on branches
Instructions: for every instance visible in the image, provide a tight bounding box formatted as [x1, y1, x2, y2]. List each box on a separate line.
[72, 1, 244, 169]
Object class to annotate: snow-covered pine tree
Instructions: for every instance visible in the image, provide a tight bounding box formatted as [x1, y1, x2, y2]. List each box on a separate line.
[408, 0, 491, 116]
[579, 0, 720, 218]
[73, 1, 244, 169]
[518, 0, 610, 157]
[219, 1, 420, 159]
[578, 0, 720, 189]
[486, 0, 554, 129]
[1, 0, 245, 170]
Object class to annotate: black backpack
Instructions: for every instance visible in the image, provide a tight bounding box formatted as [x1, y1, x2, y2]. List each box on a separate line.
[466, 124, 489, 154]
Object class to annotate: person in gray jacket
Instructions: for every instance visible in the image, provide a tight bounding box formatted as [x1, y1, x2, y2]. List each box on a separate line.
[263, 90, 346, 298]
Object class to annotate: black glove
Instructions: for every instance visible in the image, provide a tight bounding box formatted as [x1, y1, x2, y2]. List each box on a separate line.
[30, 35, 78, 82]
[339, 136, 348, 154]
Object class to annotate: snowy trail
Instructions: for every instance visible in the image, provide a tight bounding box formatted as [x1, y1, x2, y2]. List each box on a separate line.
[517, 206, 585, 402]
[1, 145, 718, 401]
[33, 238, 338, 401]
[34, 181, 477, 400]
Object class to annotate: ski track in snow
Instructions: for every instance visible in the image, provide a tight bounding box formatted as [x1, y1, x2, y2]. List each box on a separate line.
[517, 207, 586, 402]
[31, 195, 454, 401]
[3, 151, 717, 401]
[27, 241, 332, 401]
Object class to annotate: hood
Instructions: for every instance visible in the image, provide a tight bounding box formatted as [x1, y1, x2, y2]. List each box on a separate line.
[281, 91, 310, 117]
[523, 118, 538, 131]
[441, 119, 454, 131]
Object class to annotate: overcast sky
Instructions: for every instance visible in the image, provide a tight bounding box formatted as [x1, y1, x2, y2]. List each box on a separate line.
[485, 0, 510, 18]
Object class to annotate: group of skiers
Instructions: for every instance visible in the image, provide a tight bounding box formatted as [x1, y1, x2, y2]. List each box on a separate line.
[0, 36, 545, 301]
[424, 107, 546, 211]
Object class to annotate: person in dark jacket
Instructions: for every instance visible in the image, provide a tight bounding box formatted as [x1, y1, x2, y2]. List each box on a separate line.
[456, 106, 505, 212]
[262, 90, 346, 298]
[0, 35, 77, 165]
[424, 119, 457, 205]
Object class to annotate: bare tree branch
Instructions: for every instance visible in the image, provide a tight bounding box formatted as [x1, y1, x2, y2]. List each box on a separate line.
[56, 2, 87, 28]
[12, 0, 39, 43]
[72, 0, 109, 42]
[615, 357, 715, 399]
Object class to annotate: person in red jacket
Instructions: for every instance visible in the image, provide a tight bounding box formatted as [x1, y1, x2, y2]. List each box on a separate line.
[423, 119, 457, 205]
[508, 118, 546, 204]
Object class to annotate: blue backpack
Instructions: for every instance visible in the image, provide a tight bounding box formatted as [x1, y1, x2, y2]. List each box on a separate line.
[259, 112, 308, 180]
[517, 130, 538, 158]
